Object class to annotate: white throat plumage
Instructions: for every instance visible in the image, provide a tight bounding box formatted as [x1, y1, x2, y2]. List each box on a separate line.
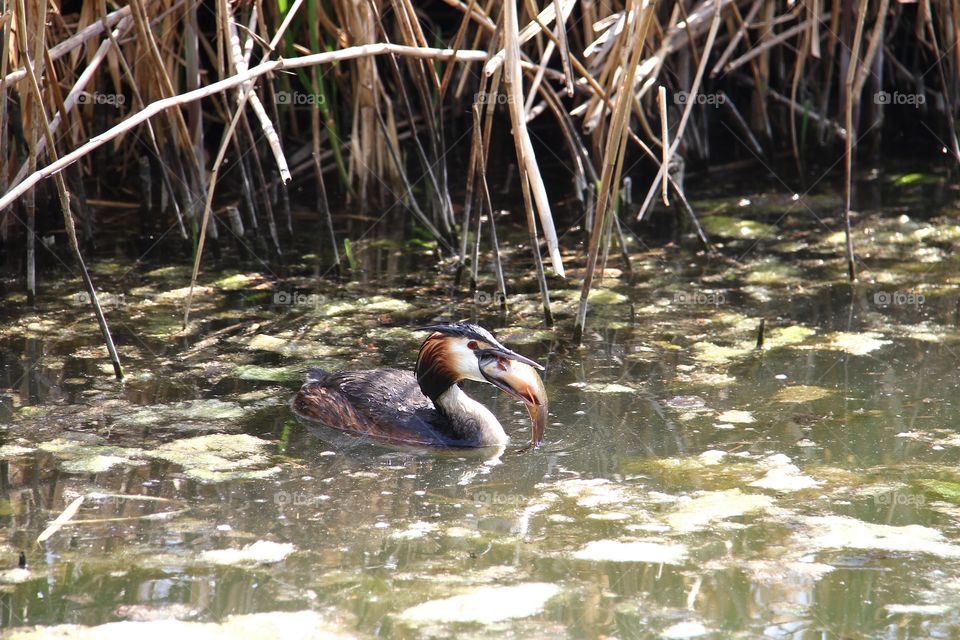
[434, 385, 508, 446]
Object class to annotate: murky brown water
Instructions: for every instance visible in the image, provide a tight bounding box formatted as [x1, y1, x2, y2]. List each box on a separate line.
[2, 166, 960, 638]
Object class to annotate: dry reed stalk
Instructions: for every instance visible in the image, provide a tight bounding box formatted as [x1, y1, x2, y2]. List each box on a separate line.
[501, 0, 564, 279]
[789, 20, 811, 175]
[371, 99, 451, 249]
[371, 1, 455, 234]
[15, 0, 123, 379]
[752, 0, 774, 144]
[485, 0, 575, 76]
[438, 0, 478, 103]
[441, 0, 497, 32]
[711, 0, 761, 76]
[636, 0, 722, 222]
[226, 9, 291, 185]
[343, 1, 387, 210]
[460, 75, 486, 284]
[502, 0, 553, 325]
[8, 15, 135, 187]
[127, 0, 204, 214]
[657, 86, 669, 205]
[842, 1, 864, 282]
[575, 1, 654, 344]
[453, 0, 498, 102]
[0, 0, 11, 238]
[471, 104, 508, 311]
[0, 44, 488, 211]
[552, 0, 574, 96]
[95, 0, 186, 237]
[183, 0, 313, 326]
[919, 1, 960, 162]
[722, 15, 823, 75]
[524, 75, 596, 209]
[183, 89, 250, 328]
[1, 2, 136, 85]
[37, 496, 85, 545]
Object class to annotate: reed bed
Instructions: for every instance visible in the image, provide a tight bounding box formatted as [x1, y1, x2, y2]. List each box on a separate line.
[1, 0, 956, 356]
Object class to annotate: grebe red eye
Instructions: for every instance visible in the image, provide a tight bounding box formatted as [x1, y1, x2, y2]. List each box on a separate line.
[467, 341, 478, 350]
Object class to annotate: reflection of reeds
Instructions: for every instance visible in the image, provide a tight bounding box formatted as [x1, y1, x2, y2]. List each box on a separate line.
[1, 1, 958, 340]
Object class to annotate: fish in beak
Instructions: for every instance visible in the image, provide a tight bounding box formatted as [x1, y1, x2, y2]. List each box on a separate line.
[478, 349, 548, 448]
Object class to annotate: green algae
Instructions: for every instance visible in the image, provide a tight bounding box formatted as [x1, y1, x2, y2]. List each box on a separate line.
[212, 273, 266, 290]
[917, 480, 960, 504]
[115, 399, 245, 428]
[399, 583, 560, 624]
[8, 611, 353, 640]
[39, 439, 144, 474]
[240, 334, 346, 358]
[0, 444, 34, 459]
[743, 258, 802, 285]
[701, 215, 777, 240]
[772, 385, 835, 403]
[824, 331, 891, 355]
[587, 288, 629, 305]
[149, 433, 279, 482]
[231, 364, 305, 382]
[200, 540, 295, 566]
[664, 489, 774, 532]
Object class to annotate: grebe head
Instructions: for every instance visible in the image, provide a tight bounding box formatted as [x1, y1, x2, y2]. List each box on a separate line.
[415, 323, 548, 447]
[415, 323, 542, 400]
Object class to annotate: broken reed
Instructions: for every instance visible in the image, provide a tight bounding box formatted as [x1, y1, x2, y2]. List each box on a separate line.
[1, 0, 957, 345]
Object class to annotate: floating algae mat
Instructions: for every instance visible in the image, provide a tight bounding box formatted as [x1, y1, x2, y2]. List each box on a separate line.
[3, 182, 960, 638]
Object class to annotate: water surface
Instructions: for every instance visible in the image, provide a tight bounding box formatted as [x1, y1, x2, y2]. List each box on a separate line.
[2, 168, 960, 638]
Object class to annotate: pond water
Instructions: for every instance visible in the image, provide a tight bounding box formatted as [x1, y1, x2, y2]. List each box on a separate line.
[2, 166, 960, 638]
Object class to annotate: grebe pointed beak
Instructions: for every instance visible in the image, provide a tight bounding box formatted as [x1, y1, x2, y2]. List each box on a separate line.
[478, 351, 548, 448]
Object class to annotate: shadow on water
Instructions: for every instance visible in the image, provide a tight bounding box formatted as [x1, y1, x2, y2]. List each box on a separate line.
[2, 166, 960, 637]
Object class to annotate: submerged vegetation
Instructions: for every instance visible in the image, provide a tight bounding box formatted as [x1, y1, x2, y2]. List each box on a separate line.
[1, 0, 959, 359]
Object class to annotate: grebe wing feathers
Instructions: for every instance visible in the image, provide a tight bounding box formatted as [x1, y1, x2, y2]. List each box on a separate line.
[293, 368, 459, 445]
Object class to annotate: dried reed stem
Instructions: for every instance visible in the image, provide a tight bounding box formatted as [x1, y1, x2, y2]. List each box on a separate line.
[16, 0, 123, 379]
[0, 44, 488, 211]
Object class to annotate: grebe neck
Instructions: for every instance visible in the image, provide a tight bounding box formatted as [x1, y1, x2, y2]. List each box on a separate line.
[434, 385, 507, 446]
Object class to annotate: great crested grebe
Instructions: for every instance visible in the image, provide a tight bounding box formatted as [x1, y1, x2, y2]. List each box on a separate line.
[292, 323, 547, 448]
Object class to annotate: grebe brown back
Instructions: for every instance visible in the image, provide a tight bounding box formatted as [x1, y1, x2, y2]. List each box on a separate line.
[292, 323, 547, 448]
